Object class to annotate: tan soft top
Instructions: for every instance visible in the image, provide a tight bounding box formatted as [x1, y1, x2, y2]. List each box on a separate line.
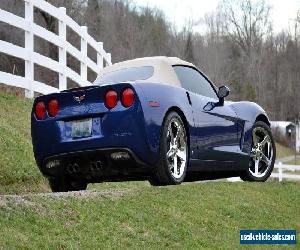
[98, 56, 195, 87]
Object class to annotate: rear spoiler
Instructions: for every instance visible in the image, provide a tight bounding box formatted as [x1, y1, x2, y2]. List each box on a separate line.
[61, 85, 100, 93]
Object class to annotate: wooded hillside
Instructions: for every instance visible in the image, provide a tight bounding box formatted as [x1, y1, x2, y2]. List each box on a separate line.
[0, 0, 299, 121]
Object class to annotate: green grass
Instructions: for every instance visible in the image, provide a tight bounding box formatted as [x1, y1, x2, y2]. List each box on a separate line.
[0, 92, 48, 193]
[0, 92, 299, 248]
[0, 182, 299, 249]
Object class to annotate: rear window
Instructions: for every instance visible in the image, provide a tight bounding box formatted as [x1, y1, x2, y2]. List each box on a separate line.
[94, 66, 154, 85]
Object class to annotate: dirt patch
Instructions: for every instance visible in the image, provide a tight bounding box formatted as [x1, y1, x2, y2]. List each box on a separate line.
[0, 195, 35, 208]
[38, 188, 134, 199]
[0, 188, 134, 217]
[0, 188, 134, 205]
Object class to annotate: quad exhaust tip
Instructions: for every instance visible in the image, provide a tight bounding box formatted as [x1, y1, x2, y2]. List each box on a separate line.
[67, 163, 80, 174]
[90, 161, 104, 171]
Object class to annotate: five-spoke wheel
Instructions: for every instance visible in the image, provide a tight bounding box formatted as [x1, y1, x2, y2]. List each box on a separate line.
[150, 111, 188, 185]
[241, 121, 276, 181]
[166, 119, 187, 179]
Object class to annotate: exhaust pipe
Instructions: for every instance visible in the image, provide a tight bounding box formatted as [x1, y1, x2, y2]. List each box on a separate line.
[90, 162, 96, 171]
[73, 163, 79, 173]
[96, 161, 103, 170]
[67, 163, 80, 174]
[90, 161, 103, 172]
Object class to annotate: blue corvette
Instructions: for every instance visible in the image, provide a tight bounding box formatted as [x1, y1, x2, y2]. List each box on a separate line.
[31, 57, 276, 192]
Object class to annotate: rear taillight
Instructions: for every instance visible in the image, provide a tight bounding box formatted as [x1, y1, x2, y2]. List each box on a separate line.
[105, 90, 118, 109]
[121, 88, 134, 107]
[48, 99, 59, 117]
[35, 102, 46, 120]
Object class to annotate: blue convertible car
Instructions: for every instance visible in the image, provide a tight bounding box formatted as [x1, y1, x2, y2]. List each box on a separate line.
[31, 57, 276, 192]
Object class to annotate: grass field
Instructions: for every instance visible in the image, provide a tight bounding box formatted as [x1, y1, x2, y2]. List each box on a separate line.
[0, 182, 299, 249]
[0, 92, 299, 249]
[0, 92, 48, 194]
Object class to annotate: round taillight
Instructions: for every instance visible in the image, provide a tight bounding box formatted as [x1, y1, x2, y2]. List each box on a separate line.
[121, 88, 134, 107]
[105, 90, 118, 109]
[35, 101, 46, 120]
[48, 99, 59, 117]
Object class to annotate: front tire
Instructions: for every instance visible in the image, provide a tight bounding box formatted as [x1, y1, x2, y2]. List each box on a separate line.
[240, 121, 276, 182]
[150, 111, 188, 186]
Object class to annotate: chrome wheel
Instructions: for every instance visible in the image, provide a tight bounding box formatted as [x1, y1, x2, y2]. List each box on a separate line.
[249, 126, 274, 178]
[166, 118, 187, 179]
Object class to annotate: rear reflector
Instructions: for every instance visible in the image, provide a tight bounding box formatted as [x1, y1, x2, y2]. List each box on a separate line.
[35, 101, 46, 120]
[48, 99, 59, 117]
[121, 88, 134, 107]
[105, 90, 118, 109]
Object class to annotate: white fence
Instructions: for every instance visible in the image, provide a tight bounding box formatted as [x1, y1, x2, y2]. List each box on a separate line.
[271, 163, 300, 181]
[0, 0, 112, 98]
[227, 163, 300, 182]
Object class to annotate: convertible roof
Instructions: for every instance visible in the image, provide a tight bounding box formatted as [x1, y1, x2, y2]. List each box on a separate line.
[98, 56, 196, 87]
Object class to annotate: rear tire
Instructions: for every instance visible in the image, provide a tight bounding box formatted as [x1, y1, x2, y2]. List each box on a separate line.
[150, 111, 188, 186]
[49, 177, 87, 192]
[240, 121, 276, 182]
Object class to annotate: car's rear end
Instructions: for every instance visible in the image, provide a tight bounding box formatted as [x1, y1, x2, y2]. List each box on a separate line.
[31, 83, 155, 182]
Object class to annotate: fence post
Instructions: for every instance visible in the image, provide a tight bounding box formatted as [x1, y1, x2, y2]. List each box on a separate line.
[107, 53, 112, 66]
[97, 42, 103, 70]
[24, 0, 34, 98]
[279, 162, 283, 182]
[58, 7, 67, 91]
[81, 26, 88, 82]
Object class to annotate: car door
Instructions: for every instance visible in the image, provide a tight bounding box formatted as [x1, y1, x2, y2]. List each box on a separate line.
[173, 66, 240, 169]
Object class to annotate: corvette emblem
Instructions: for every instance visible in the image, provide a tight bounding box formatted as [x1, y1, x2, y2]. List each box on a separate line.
[73, 95, 85, 103]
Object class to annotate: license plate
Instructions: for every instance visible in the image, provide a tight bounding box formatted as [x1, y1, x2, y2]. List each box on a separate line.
[71, 118, 92, 138]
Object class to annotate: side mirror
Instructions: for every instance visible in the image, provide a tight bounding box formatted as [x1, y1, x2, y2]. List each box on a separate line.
[218, 85, 230, 98]
[218, 86, 230, 105]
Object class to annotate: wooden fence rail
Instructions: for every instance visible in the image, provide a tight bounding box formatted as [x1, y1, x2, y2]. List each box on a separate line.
[227, 163, 300, 182]
[0, 0, 112, 98]
[271, 163, 300, 181]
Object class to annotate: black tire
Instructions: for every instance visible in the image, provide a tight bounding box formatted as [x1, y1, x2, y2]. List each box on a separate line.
[240, 121, 276, 182]
[150, 111, 188, 186]
[49, 177, 87, 192]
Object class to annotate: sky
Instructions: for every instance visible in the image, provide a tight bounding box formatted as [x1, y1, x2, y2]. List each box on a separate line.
[132, 0, 300, 33]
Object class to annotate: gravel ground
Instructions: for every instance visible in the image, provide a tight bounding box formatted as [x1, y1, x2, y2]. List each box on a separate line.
[0, 188, 134, 207]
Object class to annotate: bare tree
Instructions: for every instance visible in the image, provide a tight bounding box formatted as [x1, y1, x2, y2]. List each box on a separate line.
[221, 0, 271, 56]
[0, 0, 300, 121]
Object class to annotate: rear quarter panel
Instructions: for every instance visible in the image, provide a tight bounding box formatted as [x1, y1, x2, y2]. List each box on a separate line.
[133, 82, 196, 160]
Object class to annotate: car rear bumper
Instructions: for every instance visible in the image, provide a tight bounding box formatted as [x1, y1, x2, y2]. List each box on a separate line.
[32, 99, 158, 168]
[41, 147, 152, 180]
